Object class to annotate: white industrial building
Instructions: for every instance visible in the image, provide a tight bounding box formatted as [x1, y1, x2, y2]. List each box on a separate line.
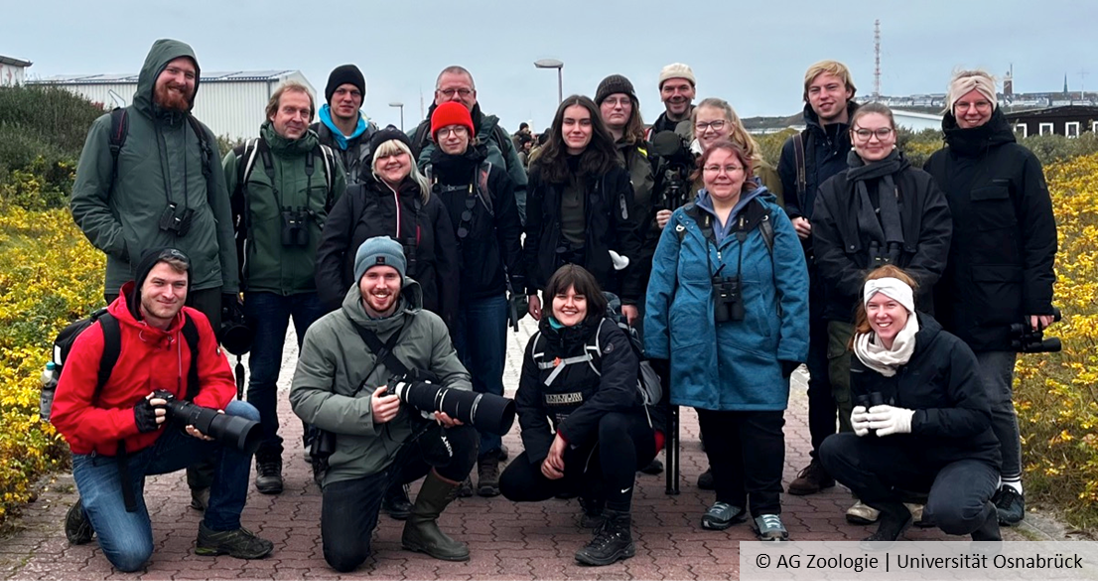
[0, 55, 32, 86]
[891, 109, 944, 132]
[29, 70, 314, 140]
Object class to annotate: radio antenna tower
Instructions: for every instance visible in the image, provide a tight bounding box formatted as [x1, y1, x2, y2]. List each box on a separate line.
[873, 19, 881, 101]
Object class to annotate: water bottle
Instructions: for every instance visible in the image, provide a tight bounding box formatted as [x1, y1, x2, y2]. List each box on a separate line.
[39, 361, 58, 422]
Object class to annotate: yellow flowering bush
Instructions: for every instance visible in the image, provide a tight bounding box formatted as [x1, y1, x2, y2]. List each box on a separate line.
[1014, 152, 1098, 528]
[0, 202, 103, 522]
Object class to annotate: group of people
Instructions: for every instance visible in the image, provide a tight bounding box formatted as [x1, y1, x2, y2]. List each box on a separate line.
[48, 37, 1057, 573]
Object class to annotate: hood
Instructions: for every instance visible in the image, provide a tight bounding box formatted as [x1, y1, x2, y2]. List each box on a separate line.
[472, 104, 499, 139]
[802, 100, 859, 135]
[261, 120, 320, 156]
[340, 276, 424, 331]
[696, 184, 770, 221]
[911, 312, 944, 357]
[941, 108, 1016, 157]
[109, 280, 189, 347]
[134, 39, 200, 117]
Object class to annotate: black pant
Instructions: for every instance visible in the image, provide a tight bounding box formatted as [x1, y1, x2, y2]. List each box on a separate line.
[321, 423, 477, 572]
[696, 409, 785, 516]
[806, 272, 837, 460]
[819, 433, 999, 535]
[499, 412, 656, 512]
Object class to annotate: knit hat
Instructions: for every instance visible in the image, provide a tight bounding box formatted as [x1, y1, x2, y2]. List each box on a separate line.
[430, 101, 475, 140]
[354, 236, 407, 283]
[595, 74, 637, 105]
[325, 64, 366, 103]
[658, 63, 696, 89]
[130, 247, 191, 319]
[368, 125, 414, 162]
[947, 70, 998, 113]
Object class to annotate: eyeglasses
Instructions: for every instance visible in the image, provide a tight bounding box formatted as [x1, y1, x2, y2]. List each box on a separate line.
[437, 126, 469, 138]
[852, 127, 894, 141]
[702, 164, 744, 175]
[437, 88, 473, 98]
[695, 120, 727, 132]
[602, 96, 632, 107]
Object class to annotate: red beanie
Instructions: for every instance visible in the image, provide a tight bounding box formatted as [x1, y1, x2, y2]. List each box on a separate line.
[431, 101, 475, 139]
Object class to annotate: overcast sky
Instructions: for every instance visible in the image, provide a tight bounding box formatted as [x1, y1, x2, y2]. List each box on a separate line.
[4, 0, 1095, 132]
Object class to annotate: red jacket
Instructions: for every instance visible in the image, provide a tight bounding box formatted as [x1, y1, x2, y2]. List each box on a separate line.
[51, 282, 236, 456]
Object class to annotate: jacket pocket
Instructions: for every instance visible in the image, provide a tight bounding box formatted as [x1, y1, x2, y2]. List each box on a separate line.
[970, 185, 1017, 231]
[970, 265, 1023, 324]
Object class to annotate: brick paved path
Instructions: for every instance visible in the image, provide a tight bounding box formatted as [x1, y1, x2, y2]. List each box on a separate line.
[0, 319, 1040, 580]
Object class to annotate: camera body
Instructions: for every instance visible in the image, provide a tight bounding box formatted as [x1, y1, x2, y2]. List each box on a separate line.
[712, 274, 745, 323]
[280, 207, 310, 247]
[649, 131, 695, 211]
[158, 203, 194, 236]
[1010, 308, 1063, 353]
[855, 392, 886, 437]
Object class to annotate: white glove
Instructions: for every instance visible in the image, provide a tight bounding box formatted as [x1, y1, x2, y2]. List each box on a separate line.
[867, 405, 915, 437]
[851, 405, 871, 437]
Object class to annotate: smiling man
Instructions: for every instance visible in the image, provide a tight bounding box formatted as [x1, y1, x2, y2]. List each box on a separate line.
[311, 64, 378, 184]
[221, 81, 346, 496]
[647, 63, 696, 137]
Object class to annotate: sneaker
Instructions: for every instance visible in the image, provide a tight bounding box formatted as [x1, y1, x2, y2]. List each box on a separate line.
[190, 487, 210, 512]
[697, 468, 715, 490]
[456, 476, 474, 498]
[64, 499, 94, 545]
[846, 500, 879, 525]
[382, 483, 413, 520]
[993, 487, 1025, 526]
[700, 501, 746, 531]
[639, 458, 664, 475]
[787, 459, 835, 495]
[753, 514, 789, 541]
[254, 454, 284, 495]
[477, 456, 501, 497]
[195, 522, 274, 559]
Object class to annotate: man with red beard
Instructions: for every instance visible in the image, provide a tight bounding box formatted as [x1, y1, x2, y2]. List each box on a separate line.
[71, 38, 239, 513]
[290, 236, 477, 571]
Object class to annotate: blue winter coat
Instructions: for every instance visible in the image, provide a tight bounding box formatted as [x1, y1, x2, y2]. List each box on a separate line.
[644, 188, 809, 411]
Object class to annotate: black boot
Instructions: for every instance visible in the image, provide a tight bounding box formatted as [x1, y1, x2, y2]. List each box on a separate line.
[254, 451, 283, 495]
[859, 503, 912, 551]
[578, 496, 605, 528]
[575, 509, 635, 566]
[971, 501, 1002, 546]
[382, 482, 413, 520]
[401, 471, 470, 561]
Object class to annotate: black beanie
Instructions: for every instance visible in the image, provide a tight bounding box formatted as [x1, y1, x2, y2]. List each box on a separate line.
[130, 247, 191, 319]
[369, 125, 415, 162]
[325, 64, 366, 103]
[595, 74, 637, 105]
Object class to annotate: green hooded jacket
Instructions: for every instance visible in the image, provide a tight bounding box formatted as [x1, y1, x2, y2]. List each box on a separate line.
[289, 278, 471, 486]
[222, 122, 346, 295]
[71, 39, 238, 294]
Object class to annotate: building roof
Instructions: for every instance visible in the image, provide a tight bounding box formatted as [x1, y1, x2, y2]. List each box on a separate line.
[0, 55, 33, 67]
[29, 70, 297, 85]
[1004, 105, 1098, 119]
[891, 109, 944, 121]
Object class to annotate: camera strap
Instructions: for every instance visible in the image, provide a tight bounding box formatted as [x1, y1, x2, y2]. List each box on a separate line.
[352, 320, 411, 382]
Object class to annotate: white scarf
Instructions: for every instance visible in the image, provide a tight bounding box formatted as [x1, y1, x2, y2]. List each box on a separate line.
[853, 278, 919, 377]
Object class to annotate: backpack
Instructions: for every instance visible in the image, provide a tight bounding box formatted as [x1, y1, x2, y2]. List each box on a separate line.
[43, 309, 200, 420]
[108, 108, 214, 195]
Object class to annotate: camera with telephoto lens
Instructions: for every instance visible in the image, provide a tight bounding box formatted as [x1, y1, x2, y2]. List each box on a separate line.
[855, 392, 886, 437]
[650, 131, 695, 212]
[712, 266, 744, 323]
[389, 376, 516, 436]
[1010, 308, 1062, 353]
[158, 203, 194, 236]
[151, 390, 262, 455]
[280, 207, 309, 247]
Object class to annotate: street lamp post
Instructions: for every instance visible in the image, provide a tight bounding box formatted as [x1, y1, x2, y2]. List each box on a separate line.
[388, 102, 404, 131]
[534, 59, 564, 105]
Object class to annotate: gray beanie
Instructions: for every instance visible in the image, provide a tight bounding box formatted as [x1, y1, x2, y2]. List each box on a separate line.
[353, 236, 407, 282]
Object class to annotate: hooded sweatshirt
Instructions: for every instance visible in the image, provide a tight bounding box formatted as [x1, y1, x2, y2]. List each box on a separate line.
[71, 39, 238, 295]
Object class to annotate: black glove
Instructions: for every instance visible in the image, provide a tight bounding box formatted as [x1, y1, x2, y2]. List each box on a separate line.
[133, 398, 163, 433]
[780, 360, 801, 379]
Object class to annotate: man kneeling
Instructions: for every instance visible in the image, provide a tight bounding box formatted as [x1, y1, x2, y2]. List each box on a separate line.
[290, 237, 477, 572]
[51, 248, 273, 572]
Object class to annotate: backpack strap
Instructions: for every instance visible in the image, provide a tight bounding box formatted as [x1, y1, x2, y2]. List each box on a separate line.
[317, 143, 337, 211]
[185, 116, 213, 182]
[180, 314, 201, 401]
[476, 161, 494, 217]
[792, 132, 807, 201]
[94, 312, 121, 402]
[231, 139, 261, 285]
[107, 108, 129, 190]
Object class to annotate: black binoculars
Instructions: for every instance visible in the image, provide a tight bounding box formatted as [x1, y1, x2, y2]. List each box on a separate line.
[158, 203, 194, 236]
[1010, 308, 1062, 353]
[855, 392, 886, 437]
[868, 241, 901, 269]
[712, 275, 744, 323]
[280, 208, 310, 247]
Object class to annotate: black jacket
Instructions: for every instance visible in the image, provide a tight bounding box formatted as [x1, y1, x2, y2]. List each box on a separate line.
[315, 176, 459, 328]
[515, 317, 650, 464]
[778, 102, 860, 222]
[923, 109, 1058, 352]
[812, 156, 952, 322]
[524, 164, 643, 303]
[426, 146, 525, 301]
[851, 313, 1001, 469]
[310, 121, 377, 185]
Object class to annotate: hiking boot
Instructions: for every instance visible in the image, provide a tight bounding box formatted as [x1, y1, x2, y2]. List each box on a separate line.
[701, 501, 747, 531]
[254, 453, 283, 495]
[64, 499, 94, 545]
[477, 456, 501, 497]
[696, 468, 715, 490]
[195, 522, 274, 559]
[382, 482, 413, 520]
[846, 500, 880, 525]
[578, 496, 605, 528]
[190, 487, 210, 512]
[859, 503, 912, 551]
[993, 486, 1025, 526]
[496, 444, 509, 462]
[574, 509, 635, 566]
[639, 458, 664, 475]
[753, 514, 790, 541]
[402, 471, 470, 561]
[971, 501, 1002, 542]
[787, 459, 834, 495]
[455, 475, 474, 498]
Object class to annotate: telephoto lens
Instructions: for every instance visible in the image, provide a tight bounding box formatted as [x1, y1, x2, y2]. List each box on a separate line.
[152, 390, 262, 455]
[390, 380, 516, 436]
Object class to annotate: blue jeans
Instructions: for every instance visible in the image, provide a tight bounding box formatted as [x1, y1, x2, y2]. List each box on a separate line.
[452, 293, 508, 458]
[71, 400, 260, 572]
[244, 291, 326, 456]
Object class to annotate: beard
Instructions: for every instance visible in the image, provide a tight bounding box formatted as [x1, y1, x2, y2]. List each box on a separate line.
[155, 83, 193, 112]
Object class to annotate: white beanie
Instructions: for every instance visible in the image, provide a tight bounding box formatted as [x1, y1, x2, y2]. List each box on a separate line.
[659, 63, 696, 89]
[947, 70, 998, 113]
